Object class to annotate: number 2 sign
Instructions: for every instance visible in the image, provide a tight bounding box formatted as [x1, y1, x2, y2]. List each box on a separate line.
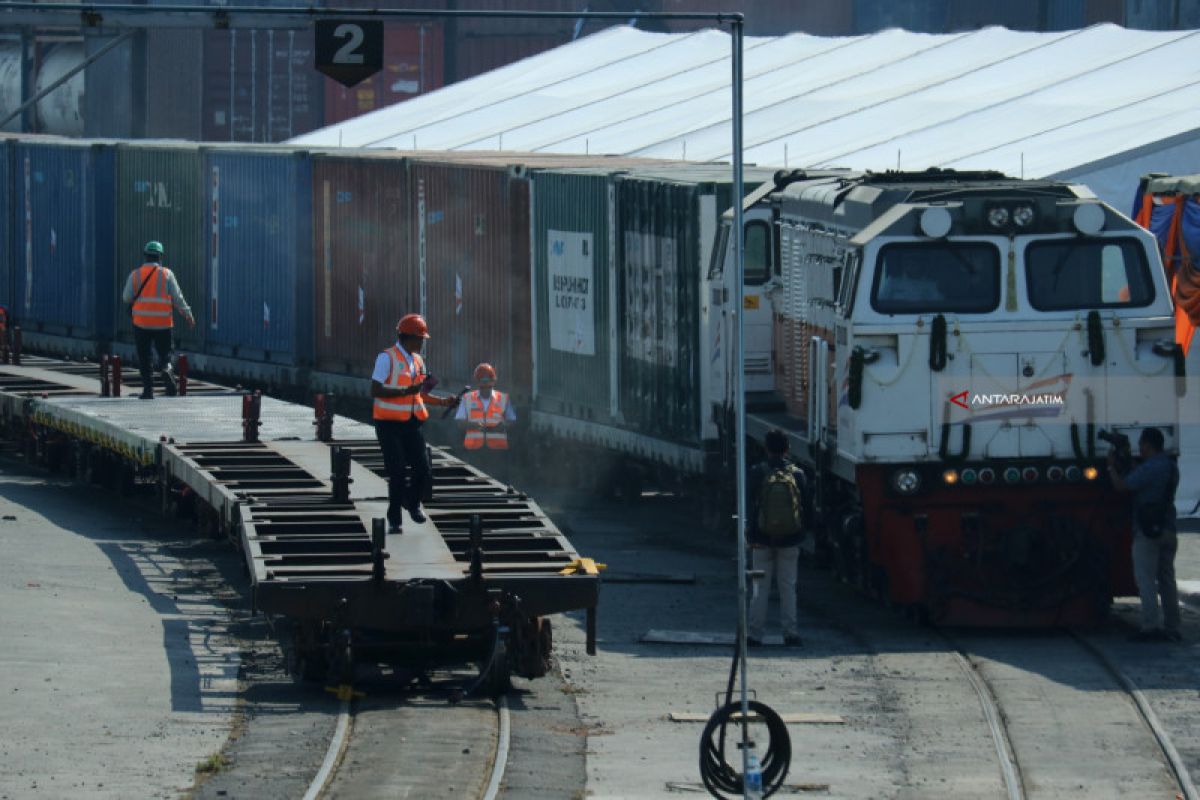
[315, 20, 384, 88]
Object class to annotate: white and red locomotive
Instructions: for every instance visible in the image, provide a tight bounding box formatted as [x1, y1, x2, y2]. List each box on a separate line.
[707, 169, 1183, 625]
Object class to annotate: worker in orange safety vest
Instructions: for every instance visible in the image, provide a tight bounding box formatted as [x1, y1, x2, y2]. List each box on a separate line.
[456, 362, 517, 485]
[121, 240, 195, 399]
[371, 313, 459, 533]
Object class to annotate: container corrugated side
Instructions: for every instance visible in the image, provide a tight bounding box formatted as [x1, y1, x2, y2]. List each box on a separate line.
[114, 143, 205, 353]
[531, 168, 615, 423]
[312, 153, 414, 376]
[202, 29, 323, 142]
[15, 140, 115, 341]
[414, 160, 532, 404]
[205, 150, 312, 364]
[853, 0, 949, 32]
[0, 140, 11, 313]
[615, 174, 703, 446]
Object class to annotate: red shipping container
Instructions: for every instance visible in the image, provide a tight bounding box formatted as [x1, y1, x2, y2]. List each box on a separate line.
[323, 23, 446, 126]
[452, 34, 566, 82]
[412, 159, 533, 404]
[311, 153, 416, 376]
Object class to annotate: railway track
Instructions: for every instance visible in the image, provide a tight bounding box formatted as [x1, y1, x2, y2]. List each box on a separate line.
[944, 630, 1197, 800]
[303, 677, 512, 800]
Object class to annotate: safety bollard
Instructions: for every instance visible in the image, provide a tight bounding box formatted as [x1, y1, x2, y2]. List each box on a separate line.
[313, 393, 334, 442]
[330, 446, 352, 504]
[177, 355, 189, 396]
[99, 355, 111, 397]
[242, 391, 262, 443]
[111, 354, 121, 397]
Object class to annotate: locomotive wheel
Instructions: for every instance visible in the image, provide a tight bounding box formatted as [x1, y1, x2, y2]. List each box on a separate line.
[285, 622, 330, 684]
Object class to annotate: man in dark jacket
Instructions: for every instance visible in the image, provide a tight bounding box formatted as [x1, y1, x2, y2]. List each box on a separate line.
[747, 429, 811, 647]
[1108, 426, 1181, 642]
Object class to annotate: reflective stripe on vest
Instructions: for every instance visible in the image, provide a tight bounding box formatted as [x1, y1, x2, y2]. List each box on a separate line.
[131, 264, 174, 329]
[373, 346, 429, 422]
[463, 390, 509, 450]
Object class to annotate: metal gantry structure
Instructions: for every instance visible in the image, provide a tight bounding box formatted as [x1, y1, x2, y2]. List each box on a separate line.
[0, 4, 753, 795]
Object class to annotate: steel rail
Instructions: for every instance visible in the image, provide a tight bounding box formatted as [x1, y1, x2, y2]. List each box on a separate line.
[481, 694, 512, 800]
[949, 649, 1027, 800]
[1072, 632, 1200, 800]
[301, 697, 354, 800]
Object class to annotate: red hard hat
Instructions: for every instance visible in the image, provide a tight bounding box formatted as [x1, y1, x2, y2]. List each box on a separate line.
[397, 313, 430, 338]
[473, 363, 496, 381]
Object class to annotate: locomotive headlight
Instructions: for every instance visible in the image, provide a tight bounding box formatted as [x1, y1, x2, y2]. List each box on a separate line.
[960, 468, 978, 485]
[978, 467, 996, 485]
[892, 468, 922, 495]
[1003, 466, 1021, 484]
[1064, 465, 1082, 482]
[987, 206, 1010, 228]
[1083, 466, 1099, 481]
[1012, 204, 1036, 227]
[942, 469, 959, 486]
[1047, 465, 1065, 482]
[1022, 466, 1039, 483]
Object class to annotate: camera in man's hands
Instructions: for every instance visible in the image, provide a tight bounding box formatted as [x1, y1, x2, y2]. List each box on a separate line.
[1097, 429, 1133, 475]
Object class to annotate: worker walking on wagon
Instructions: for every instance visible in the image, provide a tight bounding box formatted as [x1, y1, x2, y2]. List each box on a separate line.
[747, 429, 811, 647]
[372, 314, 458, 533]
[456, 363, 517, 484]
[121, 240, 195, 400]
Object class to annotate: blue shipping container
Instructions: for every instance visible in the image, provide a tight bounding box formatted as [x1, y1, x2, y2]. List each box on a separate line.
[14, 141, 115, 340]
[204, 150, 313, 364]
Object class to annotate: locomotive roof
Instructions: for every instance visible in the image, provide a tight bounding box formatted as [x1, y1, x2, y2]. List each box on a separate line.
[773, 168, 1090, 230]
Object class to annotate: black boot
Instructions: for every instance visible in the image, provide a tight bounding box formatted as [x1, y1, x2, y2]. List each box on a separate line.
[139, 370, 154, 400]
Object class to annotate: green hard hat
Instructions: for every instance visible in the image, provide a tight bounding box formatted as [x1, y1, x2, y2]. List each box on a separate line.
[143, 240, 164, 255]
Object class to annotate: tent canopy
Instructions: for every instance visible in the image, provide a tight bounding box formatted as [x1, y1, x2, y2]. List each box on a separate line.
[294, 23, 1200, 187]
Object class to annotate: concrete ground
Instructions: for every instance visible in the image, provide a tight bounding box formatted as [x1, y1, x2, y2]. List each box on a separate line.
[0, 467, 240, 799]
[541, 488, 1200, 800]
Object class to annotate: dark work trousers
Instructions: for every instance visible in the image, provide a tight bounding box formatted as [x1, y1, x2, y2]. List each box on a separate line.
[375, 418, 431, 526]
[134, 326, 173, 391]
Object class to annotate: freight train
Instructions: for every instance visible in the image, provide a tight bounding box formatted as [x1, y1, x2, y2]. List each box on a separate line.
[0, 134, 1180, 625]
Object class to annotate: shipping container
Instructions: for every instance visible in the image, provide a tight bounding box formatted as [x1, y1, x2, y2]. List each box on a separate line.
[14, 140, 114, 341]
[1085, 0, 1126, 23]
[853, 0, 950, 32]
[452, 34, 567, 82]
[205, 149, 312, 364]
[114, 143, 206, 354]
[0, 140, 11, 314]
[324, 24, 445, 126]
[413, 159, 532, 403]
[531, 168, 616, 423]
[1045, 0, 1088, 30]
[945, 0, 1041, 30]
[658, 0, 854, 35]
[1124, 0, 1175, 27]
[145, 30, 204, 140]
[203, 29, 323, 142]
[311, 152, 414, 376]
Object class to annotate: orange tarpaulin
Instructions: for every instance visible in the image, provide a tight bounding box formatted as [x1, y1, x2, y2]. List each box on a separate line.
[1138, 191, 1198, 356]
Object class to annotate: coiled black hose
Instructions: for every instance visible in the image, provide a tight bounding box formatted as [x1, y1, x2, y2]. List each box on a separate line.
[698, 640, 791, 798]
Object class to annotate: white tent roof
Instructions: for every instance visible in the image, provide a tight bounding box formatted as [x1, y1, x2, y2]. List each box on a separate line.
[293, 24, 1200, 185]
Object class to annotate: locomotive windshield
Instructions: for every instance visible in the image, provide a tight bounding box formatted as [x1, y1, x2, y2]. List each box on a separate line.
[871, 242, 1000, 314]
[1025, 238, 1154, 310]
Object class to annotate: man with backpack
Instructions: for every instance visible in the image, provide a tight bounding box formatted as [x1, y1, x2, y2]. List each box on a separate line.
[1107, 426, 1182, 642]
[747, 429, 811, 647]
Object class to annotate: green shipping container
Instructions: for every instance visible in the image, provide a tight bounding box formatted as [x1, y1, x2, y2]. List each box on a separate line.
[616, 166, 769, 446]
[532, 169, 616, 423]
[114, 143, 205, 353]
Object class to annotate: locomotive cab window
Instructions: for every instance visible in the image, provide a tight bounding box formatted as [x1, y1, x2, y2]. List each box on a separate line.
[1025, 238, 1153, 310]
[871, 242, 1000, 314]
[744, 221, 771, 285]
